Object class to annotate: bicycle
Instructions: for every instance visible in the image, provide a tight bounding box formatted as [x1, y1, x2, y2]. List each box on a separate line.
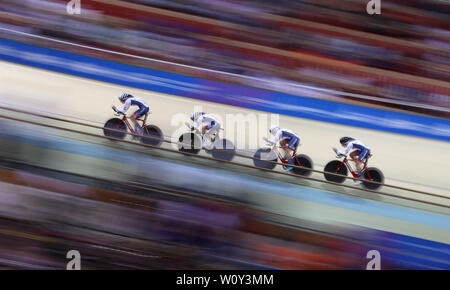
[253, 139, 313, 176]
[323, 149, 384, 190]
[103, 106, 163, 146]
[177, 122, 235, 161]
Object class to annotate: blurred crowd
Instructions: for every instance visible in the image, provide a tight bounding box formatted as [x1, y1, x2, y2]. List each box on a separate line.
[1, 166, 435, 270]
[0, 166, 361, 269]
[1, 164, 447, 270]
[0, 0, 449, 116]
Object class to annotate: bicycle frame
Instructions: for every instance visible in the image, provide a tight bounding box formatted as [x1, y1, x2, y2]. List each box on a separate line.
[270, 144, 301, 166]
[187, 124, 219, 141]
[119, 114, 148, 135]
[337, 156, 372, 180]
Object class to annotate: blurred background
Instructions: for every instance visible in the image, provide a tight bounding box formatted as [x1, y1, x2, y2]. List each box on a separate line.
[1, 0, 449, 116]
[0, 0, 449, 270]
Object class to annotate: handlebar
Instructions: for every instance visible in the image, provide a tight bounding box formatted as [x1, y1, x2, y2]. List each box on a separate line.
[112, 106, 124, 116]
[263, 137, 275, 146]
[332, 147, 346, 158]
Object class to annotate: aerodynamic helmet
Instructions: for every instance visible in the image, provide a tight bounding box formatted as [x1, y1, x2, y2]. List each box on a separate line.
[119, 93, 131, 102]
[269, 125, 280, 135]
[340, 137, 354, 145]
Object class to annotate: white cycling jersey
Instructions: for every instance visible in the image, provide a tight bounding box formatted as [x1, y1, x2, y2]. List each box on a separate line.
[337, 139, 370, 156]
[268, 129, 299, 144]
[192, 114, 221, 131]
[116, 97, 149, 114]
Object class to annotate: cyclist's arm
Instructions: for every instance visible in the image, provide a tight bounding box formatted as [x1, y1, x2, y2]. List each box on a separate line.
[337, 143, 353, 156]
[116, 99, 132, 114]
[267, 130, 282, 144]
[191, 115, 204, 130]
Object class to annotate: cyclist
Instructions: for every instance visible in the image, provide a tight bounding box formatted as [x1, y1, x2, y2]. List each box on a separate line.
[189, 112, 221, 149]
[265, 126, 300, 172]
[113, 93, 149, 135]
[333, 137, 371, 184]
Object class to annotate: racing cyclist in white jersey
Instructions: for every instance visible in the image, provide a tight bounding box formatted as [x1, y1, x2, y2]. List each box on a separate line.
[333, 137, 371, 184]
[113, 93, 149, 135]
[265, 126, 300, 172]
[189, 112, 221, 149]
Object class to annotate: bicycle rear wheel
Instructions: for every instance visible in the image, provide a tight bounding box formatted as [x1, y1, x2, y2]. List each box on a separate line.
[211, 138, 235, 161]
[362, 167, 384, 190]
[141, 125, 163, 146]
[292, 154, 313, 176]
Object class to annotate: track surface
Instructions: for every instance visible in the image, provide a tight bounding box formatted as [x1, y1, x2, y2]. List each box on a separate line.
[0, 118, 449, 244]
[0, 61, 449, 244]
[0, 61, 448, 198]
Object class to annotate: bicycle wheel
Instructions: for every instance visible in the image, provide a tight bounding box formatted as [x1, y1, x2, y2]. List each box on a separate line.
[362, 167, 384, 190]
[211, 138, 235, 161]
[141, 125, 163, 147]
[292, 154, 313, 176]
[103, 118, 127, 139]
[178, 132, 202, 154]
[253, 148, 277, 170]
[324, 160, 348, 183]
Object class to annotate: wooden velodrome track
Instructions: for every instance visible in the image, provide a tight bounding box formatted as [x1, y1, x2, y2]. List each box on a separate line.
[0, 61, 448, 198]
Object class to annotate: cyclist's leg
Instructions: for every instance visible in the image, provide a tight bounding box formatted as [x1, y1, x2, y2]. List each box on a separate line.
[355, 161, 363, 176]
[137, 107, 149, 121]
[285, 137, 299, 170]
[203, 122, 220, 147]
[201, 123, 212, 148]
[132, 107, 148, 134]
[347, 150, 362, 183]
[348, 150, 362, 175]
[142, 112, 148, 125]
[287, 138, 299, 159]
[130, 110, 139, 132]
[349, 150, 359, 165]
[356, 149, 369, 176]
[209, 122, 220, 141]
[279, 139, 289, 159]
[349, 150, 359, 160]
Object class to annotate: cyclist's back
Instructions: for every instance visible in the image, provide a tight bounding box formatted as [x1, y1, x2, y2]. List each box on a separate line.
[279, 129, 299, 141]
[344, 139, 370, 155]
[125, 96, 149, 111]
